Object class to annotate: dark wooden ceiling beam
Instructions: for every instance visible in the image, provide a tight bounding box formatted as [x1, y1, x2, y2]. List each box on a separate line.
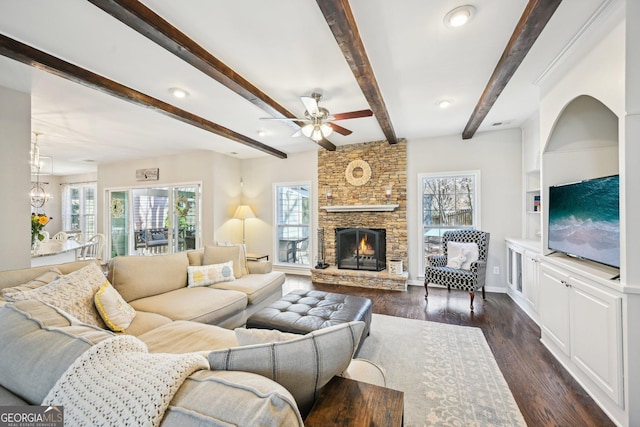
[87, 0, 336, 152]
[0, 33, 287, 159]
[462, 0, 563, 139]
[316, 0, 398, 145]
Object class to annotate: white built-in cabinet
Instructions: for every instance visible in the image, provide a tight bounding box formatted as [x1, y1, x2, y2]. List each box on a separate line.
[539, 257, 624, 409]
[505, 238, 541, 323]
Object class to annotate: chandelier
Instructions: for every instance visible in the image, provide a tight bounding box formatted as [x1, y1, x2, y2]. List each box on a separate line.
[30, 132, 52, 208]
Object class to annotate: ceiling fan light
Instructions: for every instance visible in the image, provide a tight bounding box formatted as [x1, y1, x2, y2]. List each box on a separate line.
[311, 126, 324, 141]
[301, 123, 314, 138]
[320, 123, 333, 137]
[444, 5, 475, 28]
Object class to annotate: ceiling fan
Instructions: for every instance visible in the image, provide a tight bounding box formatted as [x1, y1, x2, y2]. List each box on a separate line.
[263, 92, 373, 141]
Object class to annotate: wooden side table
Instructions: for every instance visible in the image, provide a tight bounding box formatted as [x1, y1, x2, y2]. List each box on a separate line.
[305, 376, 404, 426]
[246, 253, 269, 261]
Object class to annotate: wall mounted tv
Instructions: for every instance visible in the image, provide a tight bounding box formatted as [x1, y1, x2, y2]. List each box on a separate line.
[548, 175, 620, 268]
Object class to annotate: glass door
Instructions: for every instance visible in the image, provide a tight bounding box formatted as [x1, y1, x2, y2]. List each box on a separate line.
[171, 186, 199, 252]
[109, 191, 129, 258]
[107, 183, 201, 259]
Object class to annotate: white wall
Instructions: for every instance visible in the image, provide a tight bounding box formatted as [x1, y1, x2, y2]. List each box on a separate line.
[240, 150, 319, 264]
[0, 85, 31, 270]
[406, 129, 522, 290]
[97, 150, 238, 253]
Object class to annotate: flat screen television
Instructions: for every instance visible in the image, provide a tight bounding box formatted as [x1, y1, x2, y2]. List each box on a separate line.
[548, 175, 620, 268]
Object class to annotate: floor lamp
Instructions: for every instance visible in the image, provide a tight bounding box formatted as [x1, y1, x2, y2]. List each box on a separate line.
[234, 205, 256, 244]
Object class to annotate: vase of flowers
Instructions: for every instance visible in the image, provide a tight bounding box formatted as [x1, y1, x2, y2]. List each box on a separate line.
[31, 213, 51, 249]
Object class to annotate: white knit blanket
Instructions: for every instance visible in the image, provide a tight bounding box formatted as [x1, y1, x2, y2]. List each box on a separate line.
[42, 335, 209, 427]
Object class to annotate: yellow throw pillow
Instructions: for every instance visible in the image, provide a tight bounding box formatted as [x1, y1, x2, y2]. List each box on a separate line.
[94, 282, 136, 332]
[187, 261, 235, 288]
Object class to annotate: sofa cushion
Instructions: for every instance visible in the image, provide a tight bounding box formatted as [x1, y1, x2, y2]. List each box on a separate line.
[203, 245, 245, 278]
[129, 287, 247, 324]
[0, 260, 97, 294]
[94, 282, 136, 332]
[0, 300, 113, 404]
[161, 370, 303, 427]
[209, 271, 285, 305]
[137, 320, 238, 353]
[186, 249, 204, 266]
[0, 385, 29, 406]
[208, 321, 364, 417]
[187, 261, 235, 287]
[213, 242, 250, 276]
[234, 327, 300, 345]
[0, 267, 62, 297]
[3, 263, 108, 328]
[108, 253, 189, 302]
[123, 311, 173, 336]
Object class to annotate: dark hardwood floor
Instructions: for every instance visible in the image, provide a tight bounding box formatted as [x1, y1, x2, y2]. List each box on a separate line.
[283, 275, 615, 427]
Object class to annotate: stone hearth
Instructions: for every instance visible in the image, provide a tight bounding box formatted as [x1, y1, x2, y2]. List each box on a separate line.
[311, 266, 408, 291]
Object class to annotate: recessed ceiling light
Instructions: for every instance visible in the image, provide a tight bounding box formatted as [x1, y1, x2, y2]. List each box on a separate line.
[444, 5, 475, 28]
[257, 130, 267, 137]
[437, 99, 453, 109]
[169, 87, 189, 98]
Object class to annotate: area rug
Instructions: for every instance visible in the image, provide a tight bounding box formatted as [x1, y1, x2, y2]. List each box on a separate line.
[358, 314, 527, 427]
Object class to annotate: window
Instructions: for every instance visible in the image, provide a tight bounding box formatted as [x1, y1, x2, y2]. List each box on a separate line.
[61, 183, 97, 239]
[419, 171, 480, 275]
[274, 183, 311, 266]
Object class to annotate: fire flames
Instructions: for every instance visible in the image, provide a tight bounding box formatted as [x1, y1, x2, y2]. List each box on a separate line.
[357, 234, 375, 256]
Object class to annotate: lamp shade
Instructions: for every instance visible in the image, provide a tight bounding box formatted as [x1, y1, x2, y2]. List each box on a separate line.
[233, 205, 256, 220]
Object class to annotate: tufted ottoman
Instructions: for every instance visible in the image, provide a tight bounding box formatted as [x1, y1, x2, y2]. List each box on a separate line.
[246, 289, 372, 354]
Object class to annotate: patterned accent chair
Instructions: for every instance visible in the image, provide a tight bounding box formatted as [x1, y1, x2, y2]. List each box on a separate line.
[424, 229, 490, 311]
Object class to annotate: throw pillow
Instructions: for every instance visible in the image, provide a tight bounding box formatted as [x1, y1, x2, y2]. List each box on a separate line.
[94, 282, 137, 332]
[208, 321, 365, 417]
[447, 241, 480, 270]
[3, 263, 107, 328]
[214, 241, 250, 276]
[203, 245, 245, 278]
[0, 267, 62, 297]
[187, 261, 235, 288]
[460, 243, 480, 270]
[234, 327, 301, 345]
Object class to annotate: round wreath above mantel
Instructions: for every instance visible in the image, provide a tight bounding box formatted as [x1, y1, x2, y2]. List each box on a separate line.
[345, 159, 372, 186]
[175, 196, 191, 216]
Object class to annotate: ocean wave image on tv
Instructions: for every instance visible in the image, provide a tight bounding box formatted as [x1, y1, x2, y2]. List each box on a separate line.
[548, 175, 620, 268]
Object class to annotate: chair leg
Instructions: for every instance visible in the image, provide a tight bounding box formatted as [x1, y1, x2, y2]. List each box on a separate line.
[424, 280, 429, 300]
[482, 286, 486, 299]
[469, 291, 475, 311]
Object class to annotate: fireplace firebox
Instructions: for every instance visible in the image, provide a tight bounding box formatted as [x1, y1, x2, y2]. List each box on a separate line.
[336, 228, 386, 271]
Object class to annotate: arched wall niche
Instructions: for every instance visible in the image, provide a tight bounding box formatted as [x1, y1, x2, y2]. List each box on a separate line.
[543, 95, 619, 187]
[544, 95, 618, 154]
[541, 94, 619, 257]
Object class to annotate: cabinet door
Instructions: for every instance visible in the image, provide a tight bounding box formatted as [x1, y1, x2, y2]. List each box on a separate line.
[507, 246, 522, 293]
[569, 276, 623, 405]
[539, 264, 571, 355]
[523, 252, 539, 309]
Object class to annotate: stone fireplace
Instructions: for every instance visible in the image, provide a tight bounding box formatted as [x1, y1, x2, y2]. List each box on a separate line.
[312, 139, 408, 291]
[336, 228, 386, 271]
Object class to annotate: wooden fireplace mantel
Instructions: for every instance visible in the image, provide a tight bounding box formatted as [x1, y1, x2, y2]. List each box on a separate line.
[321, 204, 399, 212]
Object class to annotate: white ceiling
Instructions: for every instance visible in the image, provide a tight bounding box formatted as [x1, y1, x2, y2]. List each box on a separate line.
[0, 0, 613, 175]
